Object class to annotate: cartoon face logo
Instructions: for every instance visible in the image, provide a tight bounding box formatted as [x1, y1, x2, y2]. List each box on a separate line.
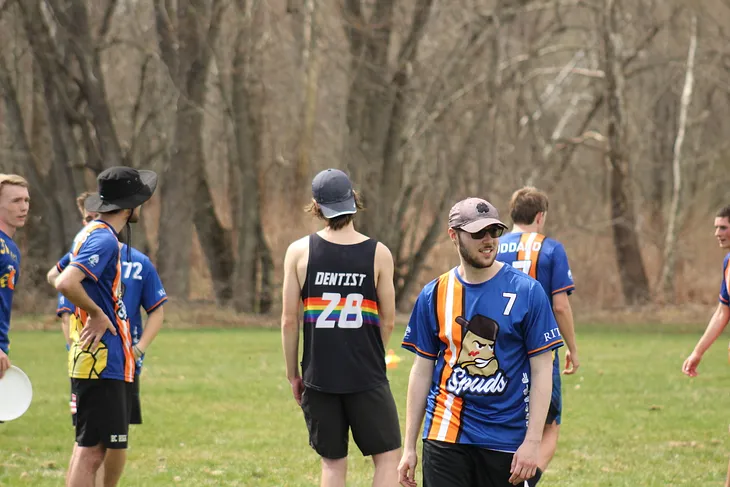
[476, 202, 490, 214]
[455, 315, 499, 376]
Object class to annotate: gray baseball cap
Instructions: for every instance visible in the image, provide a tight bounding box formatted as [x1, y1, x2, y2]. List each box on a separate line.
[449, 197, 507, 232]
[312, 169, 357, 218]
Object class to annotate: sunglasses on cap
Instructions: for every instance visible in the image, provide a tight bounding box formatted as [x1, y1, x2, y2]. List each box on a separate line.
[457, 225, 505, 240]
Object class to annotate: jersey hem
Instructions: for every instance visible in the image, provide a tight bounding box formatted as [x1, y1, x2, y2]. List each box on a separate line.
[528, 339, 563, 356]
[303, 378, 389, 395]
[401, 342, 437, 359]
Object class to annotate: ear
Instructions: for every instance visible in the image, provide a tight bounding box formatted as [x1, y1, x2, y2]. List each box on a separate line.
[448, 227, 458, 243]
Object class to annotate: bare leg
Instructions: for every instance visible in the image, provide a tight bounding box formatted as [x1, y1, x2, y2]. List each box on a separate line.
[67, 444, 105, 487]
[101, 449, 127, 487]
[724, 455, 730, 487]
[372, 448, 401, 487]
[538, 422, 560, 472]
[321, 457, 347, 487]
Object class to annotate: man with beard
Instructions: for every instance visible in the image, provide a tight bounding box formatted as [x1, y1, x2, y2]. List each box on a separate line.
[48, 190, 167, 487]
[398, 197, 561, 487]
[53, 166, 157, 487]
[682, 204, 730, 487]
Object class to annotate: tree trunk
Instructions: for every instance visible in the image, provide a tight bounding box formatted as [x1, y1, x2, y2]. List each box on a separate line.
[155, 0, 230, 300]
[603, 0, 650, 305]
[659, 13, 697, 302]
[230, 23, 263, 313]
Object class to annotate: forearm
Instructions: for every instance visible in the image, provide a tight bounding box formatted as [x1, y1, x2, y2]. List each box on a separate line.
[47, 266, 61, 287]
[693, 308, 730, 356]
[525, 355, 553, 442]
[61, 315, 72, 346]
[137, 309, 164, 351]
[56, 280, 102, 316]
[281, 320, 300, 380]
[554, 307, 577, 354]
[403, 364, 432, 450]
[380, 319, 395, 348]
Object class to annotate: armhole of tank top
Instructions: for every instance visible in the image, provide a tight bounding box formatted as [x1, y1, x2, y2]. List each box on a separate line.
[370, 239, 379, 287]
[300, 234, 315, 297]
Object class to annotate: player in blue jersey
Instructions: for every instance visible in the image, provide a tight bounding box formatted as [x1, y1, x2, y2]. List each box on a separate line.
[0, 174, 30, 379]
[682, 205, 730, 487]
[52, 167, 157, 487]
[398, 197, 561, 487]
[497, 187, 579, 478]
[50, 190, 167, 487]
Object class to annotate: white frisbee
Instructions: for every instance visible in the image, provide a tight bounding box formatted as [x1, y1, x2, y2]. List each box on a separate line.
[0, 366, 33, 421]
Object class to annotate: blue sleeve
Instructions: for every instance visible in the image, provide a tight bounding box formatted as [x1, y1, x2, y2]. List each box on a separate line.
[56, 293, 76, 317]
[401, 287, 440, 360]
[70, 231, 117, 282]
[141, 258, 168, 313]
[524, 283, 563, 356]
[720, 255, 729, 305]
[550, 242, 575, 295]
[56, 253, 71, 272]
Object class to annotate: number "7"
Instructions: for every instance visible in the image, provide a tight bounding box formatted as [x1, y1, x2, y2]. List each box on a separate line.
[502, 292, 516, 315]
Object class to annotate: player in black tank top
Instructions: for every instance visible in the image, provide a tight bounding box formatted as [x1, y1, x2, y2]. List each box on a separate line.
[281, 169, 401, 481]
[301, 234, 387, 393]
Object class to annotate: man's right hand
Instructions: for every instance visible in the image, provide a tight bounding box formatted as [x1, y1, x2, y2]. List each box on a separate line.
[398, 448, 418, 487]
[0, 349, 10, 379]
[79, 312, 116, 352]
[289, 376, 304, 406]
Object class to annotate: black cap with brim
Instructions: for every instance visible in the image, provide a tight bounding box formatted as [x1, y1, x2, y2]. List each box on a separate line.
[85, 170, 158, 213]
[319, 197, 357, 219]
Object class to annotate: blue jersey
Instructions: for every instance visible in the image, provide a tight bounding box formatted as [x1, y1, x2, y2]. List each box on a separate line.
[497, 232, 575, 303]
[402, 265, 563, 452]
[0, 231, 20, 353]
[57, 244, 167, 373]
[62, 221, 134, 382]
[720, 253, 730, 306]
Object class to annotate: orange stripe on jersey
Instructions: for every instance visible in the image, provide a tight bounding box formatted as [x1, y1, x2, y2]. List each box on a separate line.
[515, 233, 546, 279]
[112, 247, 135, 382]
[725, 262, 730, 304]
[426, 271, 465, 443]
[72, 222, 108, 256]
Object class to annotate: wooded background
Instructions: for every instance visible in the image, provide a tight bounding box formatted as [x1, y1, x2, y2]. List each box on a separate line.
[1, 0, 729, 316]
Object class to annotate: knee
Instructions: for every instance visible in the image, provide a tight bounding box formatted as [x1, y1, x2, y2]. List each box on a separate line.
[321, 457, 347, 473]
[372, 448, 401, 468]
[76, 446, 106, 470]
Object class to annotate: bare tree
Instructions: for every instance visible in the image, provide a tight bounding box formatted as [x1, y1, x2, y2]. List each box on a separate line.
[602, 0, 651, 304]
[154, 0, 233, 301]
[659, 12, 698, 301]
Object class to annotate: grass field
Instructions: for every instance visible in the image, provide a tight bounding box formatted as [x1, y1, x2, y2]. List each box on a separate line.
[1, 322, 730, 486]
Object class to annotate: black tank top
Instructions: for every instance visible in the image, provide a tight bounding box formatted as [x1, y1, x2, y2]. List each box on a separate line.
[300, 233, 387, 393]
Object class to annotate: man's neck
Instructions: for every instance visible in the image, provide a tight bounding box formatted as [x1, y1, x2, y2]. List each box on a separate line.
[0, 221, 16, 239]
[98, 213, 129, 234]
[457, 260, 504, 284]
[511, 223, 539, 234]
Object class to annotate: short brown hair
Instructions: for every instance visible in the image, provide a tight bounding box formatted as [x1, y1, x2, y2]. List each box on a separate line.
[76, 191, 94, 218]
[305, 190, 364, 231]
[509, 186, 549, 225]
[0, 174, 29, 197]
[717, 205, 730, 220]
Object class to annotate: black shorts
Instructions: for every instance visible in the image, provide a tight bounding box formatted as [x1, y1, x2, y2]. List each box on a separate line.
[71, 379, 133, 449]
[301, 383, 401, 459]
[72, 375, 141, 425]
[422, 440, 542, 487]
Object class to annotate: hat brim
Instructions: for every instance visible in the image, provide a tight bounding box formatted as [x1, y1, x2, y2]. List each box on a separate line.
[459, 218, 507, 233]
[85, 170, 158, 213]
[319, 196, 357, 219]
